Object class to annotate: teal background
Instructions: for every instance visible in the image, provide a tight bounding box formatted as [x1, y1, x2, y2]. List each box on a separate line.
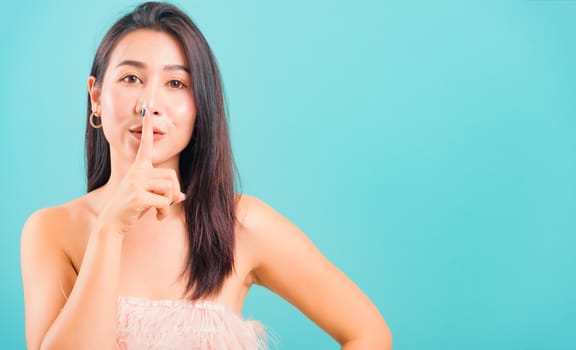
[1, 0, 575, 349]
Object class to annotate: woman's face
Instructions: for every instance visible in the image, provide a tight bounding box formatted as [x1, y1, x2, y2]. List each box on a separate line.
[89, 29, 196, 166]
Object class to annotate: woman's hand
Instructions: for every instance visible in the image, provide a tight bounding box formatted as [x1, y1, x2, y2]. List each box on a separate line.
[96, 112, 186, 234]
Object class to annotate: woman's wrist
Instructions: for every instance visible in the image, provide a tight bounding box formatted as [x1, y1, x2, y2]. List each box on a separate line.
[92, 222, 125, 242]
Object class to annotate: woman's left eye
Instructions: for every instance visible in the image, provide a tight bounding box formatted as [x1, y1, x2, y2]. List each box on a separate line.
[169, 80, 186, 89]
[121, 75, 141, 83]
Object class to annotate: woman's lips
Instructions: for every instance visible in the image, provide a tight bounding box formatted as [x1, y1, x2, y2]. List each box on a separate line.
[130, 130, 165, 141]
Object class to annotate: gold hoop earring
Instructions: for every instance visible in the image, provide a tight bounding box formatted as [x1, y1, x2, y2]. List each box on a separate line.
[89, 112, 102, 129]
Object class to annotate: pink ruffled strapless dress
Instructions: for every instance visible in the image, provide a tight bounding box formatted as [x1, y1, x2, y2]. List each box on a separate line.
[116, 296, 268, 350]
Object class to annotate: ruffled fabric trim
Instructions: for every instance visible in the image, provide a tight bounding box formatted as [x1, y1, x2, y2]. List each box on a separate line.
[116, 296, 268, 350]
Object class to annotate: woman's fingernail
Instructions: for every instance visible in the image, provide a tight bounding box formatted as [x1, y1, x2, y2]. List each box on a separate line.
[141, 104, 146, 117]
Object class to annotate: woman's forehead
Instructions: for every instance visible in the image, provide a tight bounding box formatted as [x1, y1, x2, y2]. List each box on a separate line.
[108, 29, 188, 69]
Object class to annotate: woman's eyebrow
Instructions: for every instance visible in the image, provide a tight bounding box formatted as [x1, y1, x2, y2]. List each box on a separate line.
[116, 60, 145, 69]
[164, 64, 190, 74]
[116, 60, 190, 73]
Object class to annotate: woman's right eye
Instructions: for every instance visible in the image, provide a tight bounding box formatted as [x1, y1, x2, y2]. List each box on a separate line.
[121, 75, 141, 83]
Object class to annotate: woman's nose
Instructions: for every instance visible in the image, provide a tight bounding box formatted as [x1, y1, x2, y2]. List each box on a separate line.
[138, 81, 165, 116]
[138, 96, 162, 117]
[144, 101, 161, 116]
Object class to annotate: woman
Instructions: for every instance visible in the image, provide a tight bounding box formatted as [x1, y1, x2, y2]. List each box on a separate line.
[20, 2, 392, 349]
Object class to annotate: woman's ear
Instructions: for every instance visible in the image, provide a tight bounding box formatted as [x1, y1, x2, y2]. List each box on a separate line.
[87, 76, 101, 113]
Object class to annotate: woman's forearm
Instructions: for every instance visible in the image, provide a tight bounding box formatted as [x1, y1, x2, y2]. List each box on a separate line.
[342, 337, 393, 350]
[341, 328, 393, 350]
[40, 228, 123, 350]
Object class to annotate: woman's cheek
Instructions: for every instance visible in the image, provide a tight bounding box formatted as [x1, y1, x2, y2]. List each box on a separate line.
[107, 87, 136, 119]
[99, 87, 134, 144]
[172, 94, 196, 122]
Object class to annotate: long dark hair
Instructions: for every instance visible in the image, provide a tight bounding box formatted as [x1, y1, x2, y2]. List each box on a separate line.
[85, 2, 236, 300]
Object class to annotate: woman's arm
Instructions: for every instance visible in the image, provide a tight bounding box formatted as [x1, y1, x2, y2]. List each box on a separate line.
[21, 206, 123, 350]
[21, 106, 183, 349]
[239, 196, 392, 349]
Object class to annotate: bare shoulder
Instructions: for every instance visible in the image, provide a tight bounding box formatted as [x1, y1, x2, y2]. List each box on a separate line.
[234, 194, 303, 244]
[21, 195, 94, 260]
[235, 194, 279, 230]
[22, 205, 71, 246]
[234, 194, 315, 278]
[22, 197, 87, 241]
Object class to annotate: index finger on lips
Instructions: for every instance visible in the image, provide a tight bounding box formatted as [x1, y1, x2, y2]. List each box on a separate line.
[134, 105, 154, 167]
